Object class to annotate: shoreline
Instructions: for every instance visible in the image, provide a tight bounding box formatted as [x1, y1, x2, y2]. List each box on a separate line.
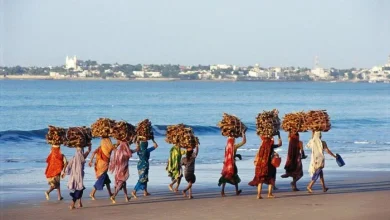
[0, 75, 383, 83]
[1, 170, 389, 220]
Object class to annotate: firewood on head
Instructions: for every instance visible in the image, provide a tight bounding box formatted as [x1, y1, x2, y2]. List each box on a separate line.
[91, 118, 116, 138]
[46, 125, 66, 145]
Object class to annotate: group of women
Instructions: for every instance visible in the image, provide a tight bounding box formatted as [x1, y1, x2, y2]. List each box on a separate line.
[219, 130, 337, 199]
[44, 128, 337, 210]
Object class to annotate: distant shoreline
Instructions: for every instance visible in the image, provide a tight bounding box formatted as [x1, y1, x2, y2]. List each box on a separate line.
[0, 75, 386, 83]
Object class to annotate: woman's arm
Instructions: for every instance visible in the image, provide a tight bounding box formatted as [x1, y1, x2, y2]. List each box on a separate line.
[61, 156, 68, 178]
[152, 139, 158, 149]
[322, 141, 337, 158]
[195, 144, 199, 157]
[235, 132, 247, 149]
[83, 145, 92, 159]
[88, 147, 98, 167]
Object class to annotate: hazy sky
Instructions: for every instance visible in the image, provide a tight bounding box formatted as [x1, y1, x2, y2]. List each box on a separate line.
[1, 0, 390, 68]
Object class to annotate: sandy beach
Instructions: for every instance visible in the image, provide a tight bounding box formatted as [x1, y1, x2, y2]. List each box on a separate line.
[1, 170, 389, 220]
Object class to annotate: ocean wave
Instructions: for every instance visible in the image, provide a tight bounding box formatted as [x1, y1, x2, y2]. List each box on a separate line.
[354, 141, 370, 144]
[0, 124, 257, 143]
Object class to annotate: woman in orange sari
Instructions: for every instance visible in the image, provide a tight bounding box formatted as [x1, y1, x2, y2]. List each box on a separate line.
[281, 132, 305, 191]
[88, 138, 116, 200]
[45, 144, 67, 201]
[218, 131, 246, 197]
[248, 135, 282, 199]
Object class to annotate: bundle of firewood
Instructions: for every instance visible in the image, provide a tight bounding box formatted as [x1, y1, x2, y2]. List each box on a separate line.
[64, 126, 92, 148]
[305, 110, 331, 132]
[256, 110, 280, 137]
[91, 118, 115, 138]
[111, 121, 136, 141]
[46, 125, 66, 145]
[165, 124, 199, 148]
[217, 113, 247, 138]
[281, 111, 308, 133]
[179, 127, 199, 149]
[136, 119, 154, 140]
[165, 124, 186, 144]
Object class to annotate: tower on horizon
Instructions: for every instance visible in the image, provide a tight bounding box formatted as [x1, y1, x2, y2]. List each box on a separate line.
[65, 56, 77, 69]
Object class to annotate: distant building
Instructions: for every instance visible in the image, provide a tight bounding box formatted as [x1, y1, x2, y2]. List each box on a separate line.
[210, 64, 232, 71]
[65, 56, 77, 69]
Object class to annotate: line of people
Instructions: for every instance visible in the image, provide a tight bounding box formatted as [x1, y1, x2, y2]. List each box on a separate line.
[44, 130, 337, 210]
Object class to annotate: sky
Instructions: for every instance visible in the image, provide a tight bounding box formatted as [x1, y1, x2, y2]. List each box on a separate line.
[1, 0, 390, 68]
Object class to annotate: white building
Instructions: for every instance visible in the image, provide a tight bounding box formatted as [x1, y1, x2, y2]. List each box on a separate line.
[133, 71, 145, 78]
[210, 64, 232, 71]
[311, 67, 330, 79]
[146, 71, 162, 78]
[65, 56, 77, 69]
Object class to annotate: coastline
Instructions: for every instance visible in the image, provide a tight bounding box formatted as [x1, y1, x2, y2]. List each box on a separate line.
[1, 170, 389, 220]
[0, 75, 382, 83]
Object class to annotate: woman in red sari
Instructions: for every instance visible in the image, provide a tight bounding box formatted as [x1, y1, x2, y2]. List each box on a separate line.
[45, 144, 67, 201]
[218, 131, 246, 197]
[281, 132, 305, 191]
[248, 135, 282, 199]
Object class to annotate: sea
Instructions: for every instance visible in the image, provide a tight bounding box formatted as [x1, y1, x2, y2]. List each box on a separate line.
[0, 80, 389, 190]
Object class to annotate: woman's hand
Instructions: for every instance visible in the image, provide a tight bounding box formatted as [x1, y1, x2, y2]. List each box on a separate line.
[278, 138, 282, 146]
[88, 161, 93, 167]
[153, 141, 158, 149]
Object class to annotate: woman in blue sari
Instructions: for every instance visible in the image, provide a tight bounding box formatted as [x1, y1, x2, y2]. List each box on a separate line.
[132, 137, 158, 198]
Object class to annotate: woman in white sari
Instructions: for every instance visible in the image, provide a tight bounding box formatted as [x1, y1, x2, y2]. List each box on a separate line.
[306, 131, 337, 193]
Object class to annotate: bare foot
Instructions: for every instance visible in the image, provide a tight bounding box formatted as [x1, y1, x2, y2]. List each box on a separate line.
[125, 196, 130, 202]
[58, 197, 64, 201]
[174, 188, 179, 193]
[323, 187, 329, 192]
[257, 195, 263, 199]
[168, 185, 173, 192]
[78, 203, 83, 208]
[89, 193, 96, 200]
[131, 191, 138, 199]
[144, 192, 151, 197]
[45, 191, 49, 201]
[221, 192, 226, 197]
[69, 206, 75, 210]
[267, 194, 275, 199]
[236, 189, 242, 196]
[182, 190, 187, 198]
[110, 196, 116, 204]
[188, 196, 193, 199]
[307, 187, 313, 193]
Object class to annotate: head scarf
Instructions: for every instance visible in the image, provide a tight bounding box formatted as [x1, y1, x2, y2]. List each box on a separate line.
[284, 132, 300, 172]
[221, 137, 235, 179]
[307, 131, 325, 176]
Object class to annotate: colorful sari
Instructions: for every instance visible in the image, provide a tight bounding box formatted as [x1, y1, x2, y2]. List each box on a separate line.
[66, 148, 86, 202]
[167, 146, 183, 181]
[93, 138, 115, 190]
[134, 141, 155, 192]
[45, 146, 66, 188]
[248, 136, 277, 186]
[218, 137, 241, 186]
[283, 134, 303, 181]
[109, 141, 132, 193]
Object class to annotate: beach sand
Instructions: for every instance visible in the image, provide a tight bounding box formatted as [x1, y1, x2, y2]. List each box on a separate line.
[1, 170, 389, 220]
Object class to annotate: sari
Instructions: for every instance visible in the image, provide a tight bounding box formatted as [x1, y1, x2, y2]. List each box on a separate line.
[66, 148, 86, 202]
[248, 136, 277, 186]
[167, 146, 183, 181]
[218, 137, 241, 186]
[109, 141, 132, 193]
[93, 138, 115, 190]
[307, 131, 325, 178]
[45, 146, 66, 188]
[283, 134, 303, 181]
[134, 141, 155, 192]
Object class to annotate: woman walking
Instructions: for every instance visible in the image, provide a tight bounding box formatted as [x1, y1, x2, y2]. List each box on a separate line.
[66, 144, 91, 210]
[88, 138, 116, 200]
[248, 135, 282, 199]
[167, 144, 185, 192]
[109, 140, 134, 203]
[218, 131, 246, 197]
[306, 131, 337, 193]
[132, 137, 158, 198]
[281, 132, 305, 191]
[44, 144, 67, 201]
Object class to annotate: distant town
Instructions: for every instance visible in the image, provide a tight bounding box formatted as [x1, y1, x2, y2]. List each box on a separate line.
[1, 56, 390, 83]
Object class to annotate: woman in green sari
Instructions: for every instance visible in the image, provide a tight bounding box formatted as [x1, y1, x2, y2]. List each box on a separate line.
[167, 145, 185, 192]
